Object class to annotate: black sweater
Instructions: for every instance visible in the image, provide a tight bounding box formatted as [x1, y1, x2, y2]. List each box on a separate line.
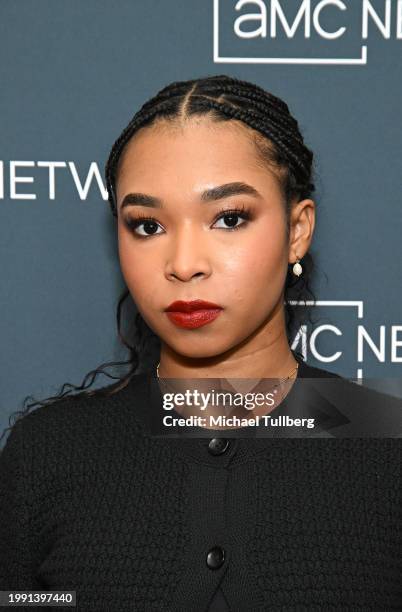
[1, 355, 402, 611]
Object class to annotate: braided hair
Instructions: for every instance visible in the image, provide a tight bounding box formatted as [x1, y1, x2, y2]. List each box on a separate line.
[2, 74, 317, 439]
[106, 75, 314, 216]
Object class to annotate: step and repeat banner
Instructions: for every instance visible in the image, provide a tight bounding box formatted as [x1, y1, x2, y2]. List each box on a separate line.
[1, 0, 401, 430]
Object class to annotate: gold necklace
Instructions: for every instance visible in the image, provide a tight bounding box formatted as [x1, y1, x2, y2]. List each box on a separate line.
[156, 361, 299, 380]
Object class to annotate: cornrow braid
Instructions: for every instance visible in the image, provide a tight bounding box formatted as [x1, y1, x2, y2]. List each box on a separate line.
[105, 74, 315, 217]
[1, 74, 318, 440]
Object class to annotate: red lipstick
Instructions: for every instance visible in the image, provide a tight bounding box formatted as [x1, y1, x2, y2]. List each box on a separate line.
[164, 300, 223, 329]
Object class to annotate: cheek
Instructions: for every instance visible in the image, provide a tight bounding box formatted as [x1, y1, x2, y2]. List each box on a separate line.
[117, 234, 157, 307]
[220, 220, 287, 301]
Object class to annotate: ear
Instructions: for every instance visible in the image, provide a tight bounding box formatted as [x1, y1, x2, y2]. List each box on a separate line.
[288, 199, 316, 263]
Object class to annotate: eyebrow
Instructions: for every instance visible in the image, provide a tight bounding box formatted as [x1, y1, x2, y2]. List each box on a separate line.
[119, 182, 262, 210]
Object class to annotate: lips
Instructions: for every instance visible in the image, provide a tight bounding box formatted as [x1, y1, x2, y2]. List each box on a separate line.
[164, 300, 223, 329]
[165, 300, 222, 313]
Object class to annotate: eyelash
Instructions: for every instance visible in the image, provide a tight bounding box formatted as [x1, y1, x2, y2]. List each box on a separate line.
[123, 204, 253, 239]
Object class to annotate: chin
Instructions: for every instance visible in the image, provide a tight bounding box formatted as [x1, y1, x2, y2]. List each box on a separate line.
[163, 337, 233, 361]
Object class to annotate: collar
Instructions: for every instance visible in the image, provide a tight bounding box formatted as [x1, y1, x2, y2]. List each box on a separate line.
[131, 353, 351, 467]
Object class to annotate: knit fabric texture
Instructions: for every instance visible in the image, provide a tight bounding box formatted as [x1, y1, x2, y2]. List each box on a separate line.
[1, 359, 402, 611]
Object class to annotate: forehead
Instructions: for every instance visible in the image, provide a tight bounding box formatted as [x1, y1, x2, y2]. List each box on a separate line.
[115, 118, 282, 200]
[118, 119, 264, 173]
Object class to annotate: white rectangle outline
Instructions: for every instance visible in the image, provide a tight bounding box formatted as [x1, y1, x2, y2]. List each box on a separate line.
[287, 300, 364, 318]
[287, 300, 364, 378]
[213, 0, 368, 65]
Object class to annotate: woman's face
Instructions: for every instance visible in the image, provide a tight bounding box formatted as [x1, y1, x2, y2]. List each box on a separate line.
[116, 119, 299, 360]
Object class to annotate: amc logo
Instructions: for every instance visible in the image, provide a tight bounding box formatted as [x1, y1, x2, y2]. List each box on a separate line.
[289, 300, 402, 377]
[214, 0, 402, 65]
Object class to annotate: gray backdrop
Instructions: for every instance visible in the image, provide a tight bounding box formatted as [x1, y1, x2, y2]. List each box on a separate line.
[1, 0, 401, 433]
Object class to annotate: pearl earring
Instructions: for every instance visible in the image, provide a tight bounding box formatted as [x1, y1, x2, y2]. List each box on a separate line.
[292, 257, 303, 277]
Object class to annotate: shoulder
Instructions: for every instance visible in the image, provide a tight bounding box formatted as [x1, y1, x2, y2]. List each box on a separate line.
[298, 359, 402, 436]
[2, 372, 150, 452]
[0, 373, 152, 519]
[299, 357, 397, 404]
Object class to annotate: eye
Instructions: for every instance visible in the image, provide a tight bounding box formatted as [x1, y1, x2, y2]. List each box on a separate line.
[212, 206, 252, 231]
[123, 215, 164, 237]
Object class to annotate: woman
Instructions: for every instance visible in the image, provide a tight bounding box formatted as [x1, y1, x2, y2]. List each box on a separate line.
[1, 74, 402, 611]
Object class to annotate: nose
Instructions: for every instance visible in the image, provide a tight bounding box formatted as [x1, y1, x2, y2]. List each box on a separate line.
[165, 224, 212, 282]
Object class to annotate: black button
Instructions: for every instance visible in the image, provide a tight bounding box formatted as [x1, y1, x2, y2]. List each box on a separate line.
[206, 546, 225, 569]
[208, 438, 230, 456]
